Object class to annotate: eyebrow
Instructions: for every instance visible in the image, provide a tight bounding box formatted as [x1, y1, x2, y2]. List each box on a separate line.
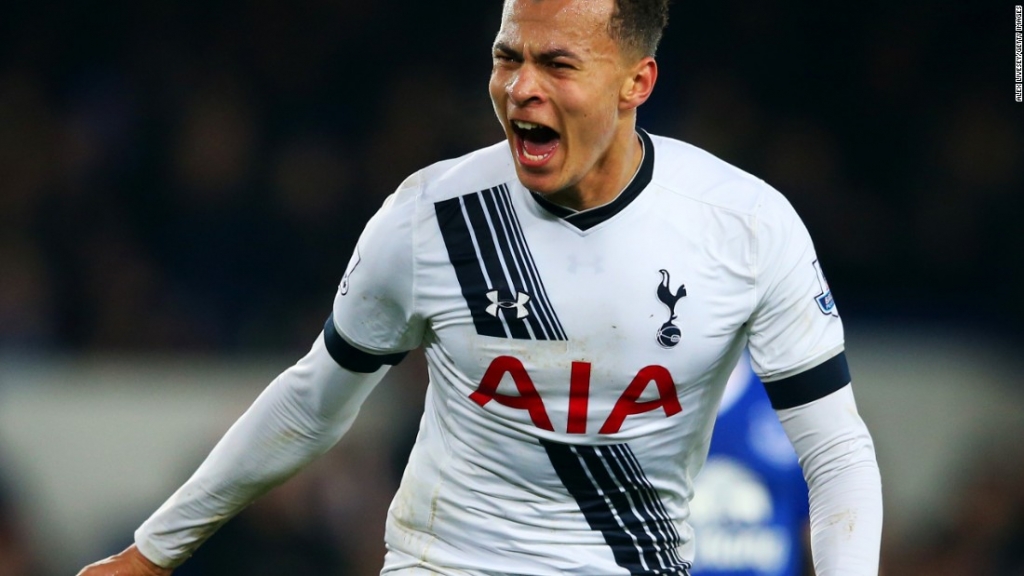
[493, 42, 581, 63]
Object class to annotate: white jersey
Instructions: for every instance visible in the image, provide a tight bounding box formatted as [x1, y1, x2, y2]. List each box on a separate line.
[327, 130, 851, 576]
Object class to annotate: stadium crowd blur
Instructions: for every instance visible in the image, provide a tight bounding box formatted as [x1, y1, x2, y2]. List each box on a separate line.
[0, 1, 1019, 575]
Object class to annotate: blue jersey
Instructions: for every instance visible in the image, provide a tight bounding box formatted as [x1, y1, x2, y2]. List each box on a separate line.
[689, 356, 809, 576]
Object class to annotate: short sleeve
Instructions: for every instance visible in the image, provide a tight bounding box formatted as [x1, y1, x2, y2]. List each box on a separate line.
[746, 190, 849, 409]
[328, 181, 425, 367]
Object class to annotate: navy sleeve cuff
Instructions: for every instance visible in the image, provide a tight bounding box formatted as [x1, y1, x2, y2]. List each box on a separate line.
[323, 314, 408, 373]
[763, 352, 851, 410]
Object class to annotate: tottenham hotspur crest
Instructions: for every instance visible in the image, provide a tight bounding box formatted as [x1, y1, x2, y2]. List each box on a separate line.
[656, 269, 687, 348]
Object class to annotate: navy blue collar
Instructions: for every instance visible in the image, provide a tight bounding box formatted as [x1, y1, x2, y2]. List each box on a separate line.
[530, 129, 654, 231]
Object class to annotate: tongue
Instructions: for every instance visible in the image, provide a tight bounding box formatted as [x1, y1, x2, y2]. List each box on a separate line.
[523, 137, 559, 158]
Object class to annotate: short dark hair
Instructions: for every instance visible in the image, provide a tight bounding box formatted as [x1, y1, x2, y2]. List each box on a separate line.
[609, 0, 671, 57]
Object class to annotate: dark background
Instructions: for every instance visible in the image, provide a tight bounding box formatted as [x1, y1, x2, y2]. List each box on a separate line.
[1, 1, 1019, 355]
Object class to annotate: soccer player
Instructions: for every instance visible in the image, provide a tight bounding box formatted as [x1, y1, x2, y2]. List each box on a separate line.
[78, 0, 883, 575]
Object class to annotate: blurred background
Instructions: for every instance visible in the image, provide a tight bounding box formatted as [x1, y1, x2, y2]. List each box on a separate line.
[0, 0, 1021, 574]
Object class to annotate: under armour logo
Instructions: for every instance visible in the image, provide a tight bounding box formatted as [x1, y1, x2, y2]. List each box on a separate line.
[486, 289, 531, 320]
[656, 269, 687, 348]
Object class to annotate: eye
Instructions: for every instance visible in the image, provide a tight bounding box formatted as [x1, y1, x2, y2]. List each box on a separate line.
[548, 61, 574, 70]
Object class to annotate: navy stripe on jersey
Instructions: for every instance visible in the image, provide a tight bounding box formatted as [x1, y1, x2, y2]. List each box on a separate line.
[436, 186, 567, 341]
[542, 439, 691, 575]
[435, 194, 505, 338]
[323, 314, 408, 372]
[484, 185, 567, 339]
[462, 193, 531, 340]
[763, 351, 851, 410]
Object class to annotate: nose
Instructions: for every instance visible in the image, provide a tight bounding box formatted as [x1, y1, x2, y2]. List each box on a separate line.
[507, 64, 543, 107]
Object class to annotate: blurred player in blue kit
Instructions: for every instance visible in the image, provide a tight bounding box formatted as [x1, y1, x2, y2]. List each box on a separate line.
[689, 355, 810, 576]
[79, 0, 882, 574]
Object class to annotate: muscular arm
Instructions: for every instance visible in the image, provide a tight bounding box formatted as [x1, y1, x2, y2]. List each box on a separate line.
[776, 384, 883, 575]
[134, 332, 389, 568]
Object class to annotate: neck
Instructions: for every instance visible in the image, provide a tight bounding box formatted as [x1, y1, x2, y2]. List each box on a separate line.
[546, 127, 644, 212]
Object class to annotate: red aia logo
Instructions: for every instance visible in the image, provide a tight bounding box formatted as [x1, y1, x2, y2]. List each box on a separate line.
[469, 356, 682, 434]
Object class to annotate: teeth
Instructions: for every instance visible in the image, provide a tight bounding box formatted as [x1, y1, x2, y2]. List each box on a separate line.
[521, 145, 555, 162]
[513, 120, 543, 130]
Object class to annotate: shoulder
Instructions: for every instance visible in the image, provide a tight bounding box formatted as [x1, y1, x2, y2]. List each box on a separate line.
[363, 142, 514, 234]
[392, 141, 515, 207]
[647, 132, 793, 220]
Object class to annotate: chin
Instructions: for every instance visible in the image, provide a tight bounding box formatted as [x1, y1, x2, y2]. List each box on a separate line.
[513, 168, 561, 196]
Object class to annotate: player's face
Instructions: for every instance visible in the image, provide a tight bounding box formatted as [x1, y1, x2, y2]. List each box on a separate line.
[489, 0, 656, 208]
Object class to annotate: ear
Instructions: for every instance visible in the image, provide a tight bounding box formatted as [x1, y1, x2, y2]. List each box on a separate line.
[619, 56, 658, 111]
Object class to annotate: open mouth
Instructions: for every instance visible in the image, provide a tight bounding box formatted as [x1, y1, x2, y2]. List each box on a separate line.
[511, 120, 560, 166]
